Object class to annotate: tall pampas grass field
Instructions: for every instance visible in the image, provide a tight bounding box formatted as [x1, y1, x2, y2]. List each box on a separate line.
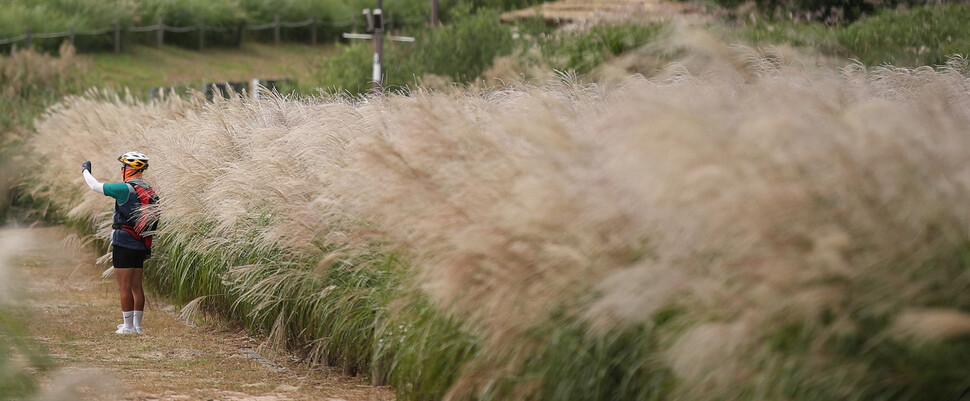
[25, 32, 970, 400]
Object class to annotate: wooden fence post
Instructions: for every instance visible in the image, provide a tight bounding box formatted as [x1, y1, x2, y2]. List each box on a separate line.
[157, 18, 164, 48]
[198, 23, 204, 50]
[273, 14, 280, 46]
[311, 13, 317, 46]
[68, 24, 75, 47]
[24, 26, 31, 49]
[114, 19, 121, 53]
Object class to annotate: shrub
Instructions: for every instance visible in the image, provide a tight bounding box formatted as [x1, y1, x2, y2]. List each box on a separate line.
[315, 40, 373, 94]
[536, 22, 666, 75]
[316, 7, 514, 94]
[398, 6, 514, 83]
[0, 0, 138, 53]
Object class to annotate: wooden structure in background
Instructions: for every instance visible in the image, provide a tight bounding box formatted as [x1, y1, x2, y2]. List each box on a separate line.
[499, 0, 697, 25]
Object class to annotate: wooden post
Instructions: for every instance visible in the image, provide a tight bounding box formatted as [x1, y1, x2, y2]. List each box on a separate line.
[431, 0, 439, 27]
[273, 14, 281, 46]
[311, 13, 317, 46]
[24, 26, 31, 49]
[68, 24, 75, 47]
[198, 23, 204, 50]
[374, 0, 383, 94]
[343, 3, 413, 97]
[156, 18, 164, 48]
[114, 20, 121, 53]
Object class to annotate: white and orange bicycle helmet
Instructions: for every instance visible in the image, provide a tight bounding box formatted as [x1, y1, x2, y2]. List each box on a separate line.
[118, 151, 149, 171]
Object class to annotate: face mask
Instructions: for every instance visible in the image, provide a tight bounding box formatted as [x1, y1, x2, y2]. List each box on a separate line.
[122, 167, 139, 181]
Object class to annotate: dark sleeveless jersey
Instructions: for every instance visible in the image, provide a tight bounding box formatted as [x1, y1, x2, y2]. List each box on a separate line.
[111, 178, 159, 251]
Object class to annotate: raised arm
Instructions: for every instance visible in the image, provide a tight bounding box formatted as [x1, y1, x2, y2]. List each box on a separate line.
[82, 161, 129, 204]
[82, 162, 105, 194]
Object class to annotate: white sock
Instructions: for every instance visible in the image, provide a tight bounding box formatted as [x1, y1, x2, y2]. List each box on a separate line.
[123, 311, 134, 329]
[133, 310, 143, 329]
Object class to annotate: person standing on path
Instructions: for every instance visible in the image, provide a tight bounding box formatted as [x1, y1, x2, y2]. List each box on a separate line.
[81, 151, 159, 335]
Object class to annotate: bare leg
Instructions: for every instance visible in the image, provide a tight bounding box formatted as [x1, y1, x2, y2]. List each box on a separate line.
[132, 268, 145, 311]
[115, 268, 135, 311]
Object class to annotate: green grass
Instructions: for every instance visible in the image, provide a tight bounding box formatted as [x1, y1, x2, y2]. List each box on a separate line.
[84, 43, 331, 97]
[144, 224, 690, 400]
[837, 5, 970, 66]
[731, 19, 841, 53]
[731, 4, 970, 67]
[143, 221, 474, 398]
[756, 312, 970, 401]
[526, 324, 675, 401]
[375, 294, 480, 400]
[147, 228, 392, 374]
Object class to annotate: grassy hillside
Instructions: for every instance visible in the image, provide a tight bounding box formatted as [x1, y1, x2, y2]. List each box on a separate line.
[84, 43, 329, 95]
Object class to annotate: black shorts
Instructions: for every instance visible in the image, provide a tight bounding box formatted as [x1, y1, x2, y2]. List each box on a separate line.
[113, 245, 146, 269]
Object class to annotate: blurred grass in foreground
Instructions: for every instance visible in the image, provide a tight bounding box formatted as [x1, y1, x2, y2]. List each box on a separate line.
[0, 233, 53, 400]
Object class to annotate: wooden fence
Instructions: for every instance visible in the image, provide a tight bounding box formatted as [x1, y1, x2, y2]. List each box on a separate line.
[0, 13, 411, 53]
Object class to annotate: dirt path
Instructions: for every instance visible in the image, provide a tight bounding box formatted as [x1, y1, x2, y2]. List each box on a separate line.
[5, 226, 394, 401]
